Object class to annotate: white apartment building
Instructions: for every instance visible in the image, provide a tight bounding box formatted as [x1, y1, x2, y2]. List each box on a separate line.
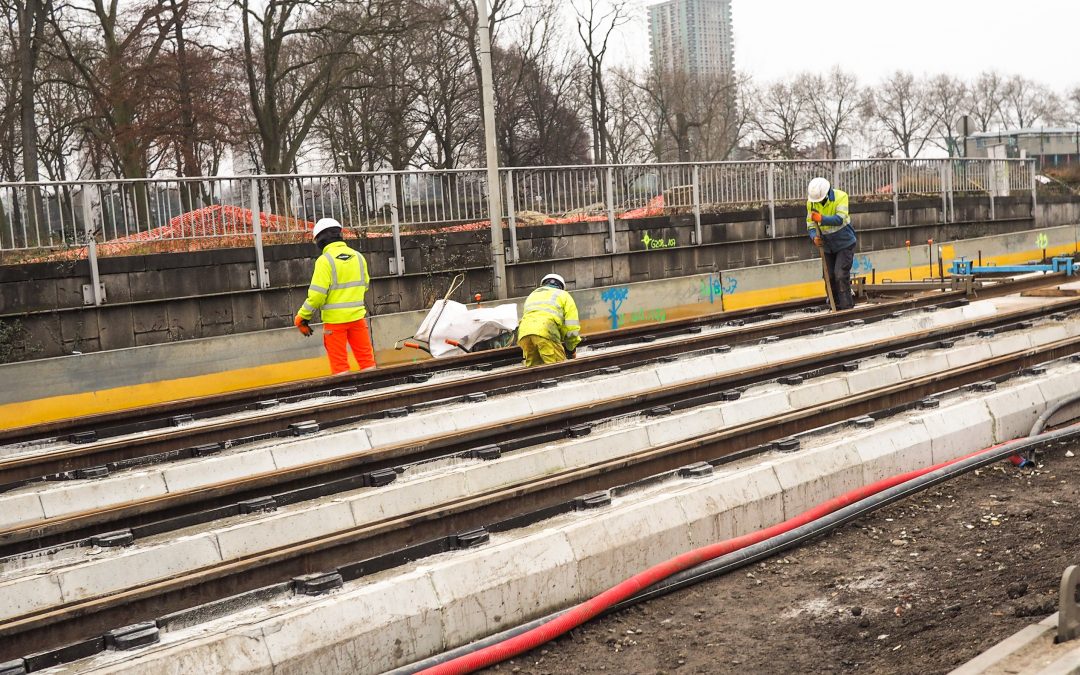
[647, 0, 734, 79]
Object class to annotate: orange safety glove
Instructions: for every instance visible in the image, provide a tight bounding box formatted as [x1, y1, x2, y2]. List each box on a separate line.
[810, 212, 822, 223]
[813, 236, 823, 247]
[294, 314, 312, 337]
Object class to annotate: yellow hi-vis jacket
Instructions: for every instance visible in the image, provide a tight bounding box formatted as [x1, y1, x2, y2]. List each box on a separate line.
[297, 240, 369, 324]
[518, 285, 582, 351]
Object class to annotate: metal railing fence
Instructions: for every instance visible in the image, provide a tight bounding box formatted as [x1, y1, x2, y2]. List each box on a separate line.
[0, 158, 1036, 303]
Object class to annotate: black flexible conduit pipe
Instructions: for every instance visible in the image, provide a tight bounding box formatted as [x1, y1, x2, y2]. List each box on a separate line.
[389, 423, 1080, 675]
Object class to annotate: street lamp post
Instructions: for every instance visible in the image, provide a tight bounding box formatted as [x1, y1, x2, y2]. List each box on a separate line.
[478, 0, 508, 299]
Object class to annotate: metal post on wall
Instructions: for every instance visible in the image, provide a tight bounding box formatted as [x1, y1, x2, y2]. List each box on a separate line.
[504, 170, 519, 263]
[891, 160, 899, 226]
[605, 166, 617, 254]
[989, 162, 996, 221]
[387, 173, 404, 276]
[939, 162, 949, 223]
[691, 163, 702, 244]
[947, 161, 955, 223]
[1030, 159, 1038, 218]
[766, 162, 776, 238]
[248, 178, 269, 289]
[81, 183, 104, 306]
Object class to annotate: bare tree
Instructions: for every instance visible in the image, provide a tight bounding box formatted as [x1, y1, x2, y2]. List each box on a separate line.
[417, 16, 479, 170]
[571, 0, 630, 163]
[641, 66, 745, 162]
[1000, 74, 1055, 128]
[926, 74, 969, 156]
[750, 80, 809, 159]
[604, 67, 653, 164]
[969, 71, 1005, 132]
[863, 71, 939, 158]
[798, 67, 860, 159]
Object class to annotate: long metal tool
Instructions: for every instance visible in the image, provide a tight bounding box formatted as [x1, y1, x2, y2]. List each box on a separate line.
[818, 244, 837, 311]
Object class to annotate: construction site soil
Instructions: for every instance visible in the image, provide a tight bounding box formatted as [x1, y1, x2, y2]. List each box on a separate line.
[479, 438, 1080, 675]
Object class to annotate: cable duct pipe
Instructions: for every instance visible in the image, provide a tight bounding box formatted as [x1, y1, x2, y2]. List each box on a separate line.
[391, 424, 1080, 675]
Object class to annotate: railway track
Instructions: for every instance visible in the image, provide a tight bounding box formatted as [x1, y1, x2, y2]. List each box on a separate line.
[1, 328, 1076, 663]
[0, 273, 1063, 488]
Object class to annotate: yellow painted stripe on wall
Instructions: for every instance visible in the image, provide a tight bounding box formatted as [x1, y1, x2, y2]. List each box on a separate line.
[6, 242, 1077, 429]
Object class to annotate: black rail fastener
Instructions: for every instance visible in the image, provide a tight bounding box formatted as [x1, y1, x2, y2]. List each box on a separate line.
[842, 362, 860, 372]
[256, 399, 279, 409]
[808, 326, 827, 334]
[452, 528, 490, 549]
[0, 659, 26, 675]
[365, 468, 398, 487]
[848, 319, 865, 327]
[658, 355, 679, 363]
[677, 462, 714, 479]
[978, 329, 996, 338]
[469, 445, 502, 461]
[539, 378, 559, 388]
[105, 621, 160, 651]
[74, 466, 109, 480]
[759, 336, 779, 344]
[238, 496, 277, 515]
[1024, 364, 1049, 376]
[191, 443, 223, 457]
[293, 571, 344, 596]
[600, 366, 621, 374]
[639, 334, 657, 343]
[1053, 313, 1068, 321]
[91, 530, 134, 548]
[170, 414, 194, 427]
[69, 431, 97, 444]
[887, 312, 903, 319]
[574, 491, 612, 510]
[767, 312, 784, 320]
[385, 407, 410, 418]
[936, 339, 957, 349]
[777, 375, 804, 386]
[721, 390, 742, 401]
[466, 392, 488, 403]
[567, 424, 592, 438]
[918, 398, 940, 409]
[922, 306, 939, 313]
[1072, 355, 1080, 363]
[713, 345, 733, 354]
[24, 637, 102, 672]
[687, 326, 703, 333]
[727, 319, 745, 327]
[775, 438, 801, 452]
[289, 420, 320, 436]
[1016, 320, 1034, 329]
[853, 416, 875, 429]
[887, 350, 910, 359]
[407, 373, 433, 383]
[331, 387, 358, 397]
[647, 406, 672, 417]
[973, 381, 998, 392]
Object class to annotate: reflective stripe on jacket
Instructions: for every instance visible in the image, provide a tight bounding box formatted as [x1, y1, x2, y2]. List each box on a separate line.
[807, 188, 857, 253]
[517, 285, 582, 351]
[297, 240, 369, 324]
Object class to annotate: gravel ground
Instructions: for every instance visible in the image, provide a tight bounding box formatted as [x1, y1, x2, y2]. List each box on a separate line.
[480, 439, 1080, 675]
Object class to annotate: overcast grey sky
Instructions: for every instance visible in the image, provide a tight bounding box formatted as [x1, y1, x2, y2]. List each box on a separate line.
[622, 0, 1080, 91]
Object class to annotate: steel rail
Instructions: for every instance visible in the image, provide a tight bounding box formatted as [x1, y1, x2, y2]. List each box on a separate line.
[1, 334, 1076, 661]
[4, 296, 1078, 555]
[0, 275, 1063, 487]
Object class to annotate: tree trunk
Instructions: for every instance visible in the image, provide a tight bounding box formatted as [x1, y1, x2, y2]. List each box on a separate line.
[17, 0, 45, 244]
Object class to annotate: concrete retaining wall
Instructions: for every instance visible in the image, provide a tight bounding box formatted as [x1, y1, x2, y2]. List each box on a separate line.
[1, 195, 1073, 362]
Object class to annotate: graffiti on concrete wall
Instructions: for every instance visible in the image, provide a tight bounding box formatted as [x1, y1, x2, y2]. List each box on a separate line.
[699, 274, 738, 304]
[600, 286, 629, 329]
[641, 232, 676, 250]
[852, 254, 873, 275]
[620, 308, 667, 326]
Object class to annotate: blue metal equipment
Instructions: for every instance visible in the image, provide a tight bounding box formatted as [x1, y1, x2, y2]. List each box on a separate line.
[949, 256, 1079, 277]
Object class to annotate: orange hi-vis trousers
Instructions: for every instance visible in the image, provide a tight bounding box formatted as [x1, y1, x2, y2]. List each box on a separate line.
[323, 318, 376, 374]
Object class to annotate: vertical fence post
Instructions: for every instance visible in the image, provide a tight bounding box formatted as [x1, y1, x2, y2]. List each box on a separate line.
[988, 160, 996, 221]
[692, 163, 702, 245]
[939, 162, 948, 223]
[247, 179, 269, 289]
[387, 173, 404, 276]
[605, 166, 617, 254]
[1030, 159, 1038, 218]
[504, 170, 518, 263]
[891, 160, 899, 226]
[766, 162, 776, 238]
[947, 160, 955, 223]
[81, 184, 104, 306]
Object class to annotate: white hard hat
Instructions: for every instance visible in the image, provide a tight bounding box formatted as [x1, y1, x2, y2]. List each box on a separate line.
[807, 177, 831, 202]
[540, 273, 565, 289]
[312, 217, 343, 238]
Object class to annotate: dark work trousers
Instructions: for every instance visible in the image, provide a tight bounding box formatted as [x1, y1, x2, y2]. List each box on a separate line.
[825, 244, 856, 310]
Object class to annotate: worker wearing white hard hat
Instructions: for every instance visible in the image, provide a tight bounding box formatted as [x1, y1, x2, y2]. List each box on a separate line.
[806, 177, 857, 310]
[294, 217, 376, 373]
[517, 273, 582, 366]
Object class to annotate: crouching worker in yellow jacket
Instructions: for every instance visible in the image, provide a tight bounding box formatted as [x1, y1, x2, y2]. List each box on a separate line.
[518, 273, 582, 366]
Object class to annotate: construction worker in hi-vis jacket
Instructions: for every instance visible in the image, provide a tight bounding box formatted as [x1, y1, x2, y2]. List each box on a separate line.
[806, 176, 858, 310]
[517, 273, 581, 367]
[294, 218, 376, 374]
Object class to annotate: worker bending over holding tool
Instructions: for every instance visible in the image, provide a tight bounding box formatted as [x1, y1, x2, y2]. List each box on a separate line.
[518, 273, 582, 366]
[806, 177, 857, 310]
[294, 217, 376, 374]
